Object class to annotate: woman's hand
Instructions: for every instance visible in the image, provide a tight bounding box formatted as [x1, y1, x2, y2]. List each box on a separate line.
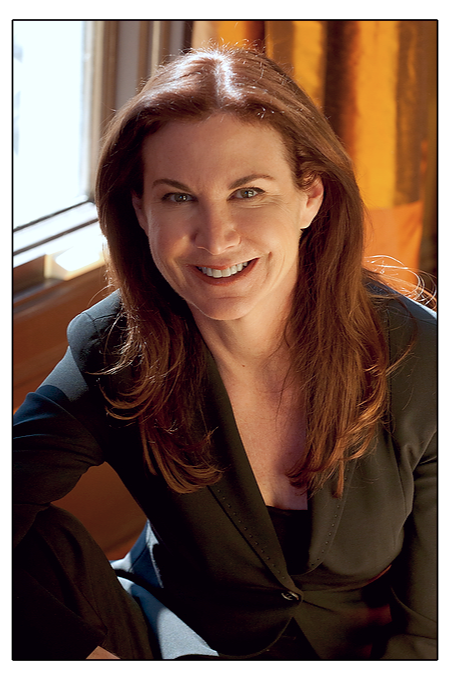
[86, 646, 120, 659]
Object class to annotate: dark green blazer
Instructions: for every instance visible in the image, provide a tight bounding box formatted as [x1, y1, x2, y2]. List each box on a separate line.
[13, 290, 437, 660]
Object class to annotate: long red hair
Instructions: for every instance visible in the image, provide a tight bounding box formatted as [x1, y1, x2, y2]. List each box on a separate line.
[96, 46, 406, 496]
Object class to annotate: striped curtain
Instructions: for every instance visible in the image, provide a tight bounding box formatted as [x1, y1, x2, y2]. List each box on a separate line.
[191, 20, 437, 284]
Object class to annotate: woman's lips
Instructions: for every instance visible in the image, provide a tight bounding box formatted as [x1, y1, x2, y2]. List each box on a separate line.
[190, 258, 257, 283]
[197, 261, 249, 278]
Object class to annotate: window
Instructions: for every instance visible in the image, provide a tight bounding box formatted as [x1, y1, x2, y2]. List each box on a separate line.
[13, 20, 92, 228]
[13, 19, 100, 289]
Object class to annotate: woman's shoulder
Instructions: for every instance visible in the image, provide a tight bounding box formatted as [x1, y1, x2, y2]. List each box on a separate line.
[68, 290, 123, 338]
[383, 290, 436, 327]
[378, 289, 436, 428]
[386, 293, 436, 353]
[67, 290, 124, 374]
[368, 282, 436, 353]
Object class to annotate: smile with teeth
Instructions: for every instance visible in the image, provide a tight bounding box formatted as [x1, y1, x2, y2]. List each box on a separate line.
[197, 261, 249, 278]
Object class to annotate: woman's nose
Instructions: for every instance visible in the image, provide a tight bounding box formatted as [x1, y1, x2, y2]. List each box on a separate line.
[193, 204, 240, 254]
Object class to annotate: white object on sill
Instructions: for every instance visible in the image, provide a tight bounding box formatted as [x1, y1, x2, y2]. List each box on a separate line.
[44, 232, 105, 280]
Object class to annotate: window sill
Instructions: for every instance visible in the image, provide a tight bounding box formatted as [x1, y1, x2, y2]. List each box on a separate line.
[13, 202, 106, 297]
[13, 201, 109, 409]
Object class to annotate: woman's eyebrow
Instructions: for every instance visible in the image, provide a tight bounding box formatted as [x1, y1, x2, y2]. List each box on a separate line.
[229, 174, 275, 190]
[152, 178, 191, 191]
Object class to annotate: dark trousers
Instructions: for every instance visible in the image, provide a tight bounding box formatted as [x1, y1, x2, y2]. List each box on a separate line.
[13, 506, 157, 660]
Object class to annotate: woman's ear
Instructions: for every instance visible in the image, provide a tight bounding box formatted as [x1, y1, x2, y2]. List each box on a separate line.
[131, 191, 148, 233]
[306, 177, 324, 209]
[303, 177, 324, 228]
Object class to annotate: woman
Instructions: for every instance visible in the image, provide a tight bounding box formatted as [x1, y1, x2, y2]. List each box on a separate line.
[13, 46, 436, 660]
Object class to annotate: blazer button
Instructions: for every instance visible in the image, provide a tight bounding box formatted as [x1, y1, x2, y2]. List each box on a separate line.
[281, 591, 300, 601]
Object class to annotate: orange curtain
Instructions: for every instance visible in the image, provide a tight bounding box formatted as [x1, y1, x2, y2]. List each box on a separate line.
[191, 20, 437, 281]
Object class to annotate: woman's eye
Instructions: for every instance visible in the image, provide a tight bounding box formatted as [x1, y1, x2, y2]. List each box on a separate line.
[163, 193, 194, 203]
[234, 188, 262, 199]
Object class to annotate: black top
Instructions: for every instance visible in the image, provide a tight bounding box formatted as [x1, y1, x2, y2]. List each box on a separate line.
[267, 506, 310, 575]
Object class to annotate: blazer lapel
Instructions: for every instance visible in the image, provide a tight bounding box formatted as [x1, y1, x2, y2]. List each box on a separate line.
[306, 459, 357, 571]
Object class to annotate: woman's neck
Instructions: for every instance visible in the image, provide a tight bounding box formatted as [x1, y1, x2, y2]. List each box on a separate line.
[190, 305, 292, 387]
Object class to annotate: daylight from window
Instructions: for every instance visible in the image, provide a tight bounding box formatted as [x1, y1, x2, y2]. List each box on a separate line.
[13, 21, 90, 228]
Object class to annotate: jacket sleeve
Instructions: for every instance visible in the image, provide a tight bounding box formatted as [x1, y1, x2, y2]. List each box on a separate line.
[380, 297, 437, 659]
[13, 299, 118, 658]
[13, 349, 107, 547]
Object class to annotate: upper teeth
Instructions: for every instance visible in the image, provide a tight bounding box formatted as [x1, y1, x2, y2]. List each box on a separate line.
[199, 261, 249, 278]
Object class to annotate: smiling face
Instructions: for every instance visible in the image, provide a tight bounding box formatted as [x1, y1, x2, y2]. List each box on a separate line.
[132, 114, 323, 326]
